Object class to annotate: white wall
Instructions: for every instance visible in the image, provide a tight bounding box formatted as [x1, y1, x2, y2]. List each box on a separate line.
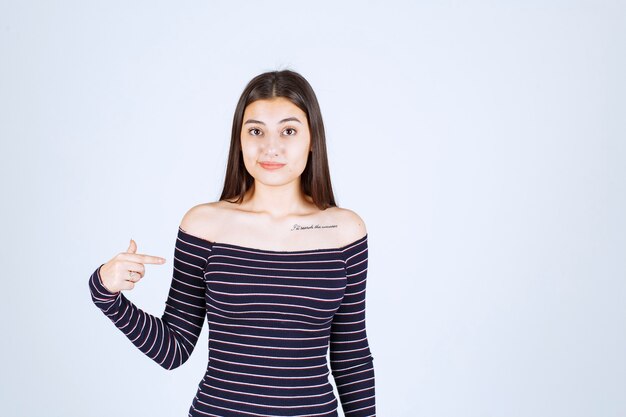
[1, 1, 624, 416]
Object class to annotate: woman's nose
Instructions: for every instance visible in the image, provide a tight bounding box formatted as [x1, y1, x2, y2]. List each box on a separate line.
[264, 132, 282, 154]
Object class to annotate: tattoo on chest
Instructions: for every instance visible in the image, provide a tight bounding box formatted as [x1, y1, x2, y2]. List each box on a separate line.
[290, 223, 338, 231]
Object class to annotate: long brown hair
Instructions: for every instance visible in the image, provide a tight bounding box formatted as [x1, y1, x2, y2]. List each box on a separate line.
[218, 70, 337, 210]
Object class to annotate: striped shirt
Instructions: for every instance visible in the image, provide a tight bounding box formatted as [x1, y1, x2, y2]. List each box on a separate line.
[89, 226, 376, 416]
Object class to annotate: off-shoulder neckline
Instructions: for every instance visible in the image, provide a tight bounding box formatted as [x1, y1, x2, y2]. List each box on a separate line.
[177, 226, 367, 254]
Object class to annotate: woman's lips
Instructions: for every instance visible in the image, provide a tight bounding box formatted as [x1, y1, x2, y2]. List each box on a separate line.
[259, 162, 285, 170]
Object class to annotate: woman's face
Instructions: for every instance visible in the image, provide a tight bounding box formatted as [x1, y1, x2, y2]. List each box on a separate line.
[240, 97, 311, 187]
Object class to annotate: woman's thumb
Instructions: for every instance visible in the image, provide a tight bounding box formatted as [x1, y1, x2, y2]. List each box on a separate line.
[127, 238, 137, 254]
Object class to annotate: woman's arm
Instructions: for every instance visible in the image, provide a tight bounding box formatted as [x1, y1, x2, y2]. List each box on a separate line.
[330, 233, 376, 416]
[88, 228, 209, 370]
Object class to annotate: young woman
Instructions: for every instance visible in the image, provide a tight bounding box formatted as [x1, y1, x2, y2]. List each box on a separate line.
[89, 69, 376, 416]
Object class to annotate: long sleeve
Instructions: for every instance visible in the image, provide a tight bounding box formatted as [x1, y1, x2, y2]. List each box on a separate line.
[330, 234, 376, 416]
[88, 229, 210, 370]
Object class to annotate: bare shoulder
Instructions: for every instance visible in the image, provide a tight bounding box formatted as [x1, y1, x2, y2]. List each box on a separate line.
[329, 206, 367, 245]
[179, 201, 224, 239]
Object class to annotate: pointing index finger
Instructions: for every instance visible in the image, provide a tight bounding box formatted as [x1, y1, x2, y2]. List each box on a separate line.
[129, 253, 166, 264]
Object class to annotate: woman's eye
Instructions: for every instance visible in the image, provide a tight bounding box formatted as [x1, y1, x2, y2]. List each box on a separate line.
[249, 128, 262, 136]
[284, 128, 297, 135]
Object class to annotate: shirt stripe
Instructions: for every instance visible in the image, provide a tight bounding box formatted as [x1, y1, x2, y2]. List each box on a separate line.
[89, 227, 376, 416]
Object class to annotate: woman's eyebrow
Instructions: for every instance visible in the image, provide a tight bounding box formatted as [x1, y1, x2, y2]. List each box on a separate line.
[244, 117, 302, 125]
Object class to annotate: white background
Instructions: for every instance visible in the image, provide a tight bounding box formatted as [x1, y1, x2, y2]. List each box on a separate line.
[1, 1, 624, 416]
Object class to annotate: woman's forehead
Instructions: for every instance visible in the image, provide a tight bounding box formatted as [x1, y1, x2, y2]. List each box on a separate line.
[244, 97, 307, 122]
